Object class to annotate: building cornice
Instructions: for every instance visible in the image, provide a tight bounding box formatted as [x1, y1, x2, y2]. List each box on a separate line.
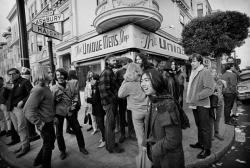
[7, 4, 17, 22]
[156, 29, 181, 44]
[56, 29, 98, 53]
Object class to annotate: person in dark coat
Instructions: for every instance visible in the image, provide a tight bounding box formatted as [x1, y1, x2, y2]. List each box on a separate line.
[87, 73, 106, 148]
[5, 68, 32, 158]
[158, 60, 180, 102]
[141, 69, 184, 168]
[98, 55, 124, 153]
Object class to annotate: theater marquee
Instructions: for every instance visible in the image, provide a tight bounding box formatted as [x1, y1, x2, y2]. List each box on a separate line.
[71, 24, 188, 63]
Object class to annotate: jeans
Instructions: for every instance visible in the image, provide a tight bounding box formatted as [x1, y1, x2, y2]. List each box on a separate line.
[179, 85, 184, 108]
[96, 115, 105, 142]
[132, 111, 147, 152]
[55, 114, 85, 152]
[193, 106, 212, 149]
[118, 98, 127, 135]
[35, 122, 55, 168]
[223, 93, 236, 122]
[103, 103, 117, 151]
[213, 103, 223, 134]
[10, 107, 29, 149]
[0, 104, 11, 131]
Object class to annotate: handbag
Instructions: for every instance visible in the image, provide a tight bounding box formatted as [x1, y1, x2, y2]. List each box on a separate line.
[136, 147, 152, 168]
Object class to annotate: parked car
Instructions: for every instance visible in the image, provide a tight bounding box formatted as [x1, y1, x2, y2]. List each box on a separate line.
[237, 70, 250, 103]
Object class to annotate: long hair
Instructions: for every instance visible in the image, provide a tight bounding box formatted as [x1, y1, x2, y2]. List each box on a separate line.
[87, 71, 93, 82]
[135, 53, 154, 71]
[141, 68, 167, 95]
[33, 66, 50, 86]
[123, 63, 142, 82]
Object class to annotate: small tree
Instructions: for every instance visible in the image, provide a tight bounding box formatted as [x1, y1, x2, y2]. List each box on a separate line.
[182, 11, 250, 71]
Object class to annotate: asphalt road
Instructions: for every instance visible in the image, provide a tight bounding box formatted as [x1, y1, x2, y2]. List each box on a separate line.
[209, 101, 250, 168]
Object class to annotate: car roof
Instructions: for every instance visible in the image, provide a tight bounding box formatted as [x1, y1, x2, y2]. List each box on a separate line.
[240, 70, 250, 76]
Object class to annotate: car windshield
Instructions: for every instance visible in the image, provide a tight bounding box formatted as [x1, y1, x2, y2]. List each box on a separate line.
[239, 73, 250, 82]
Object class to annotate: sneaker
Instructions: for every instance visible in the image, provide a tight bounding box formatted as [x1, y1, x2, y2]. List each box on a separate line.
[190, 142, 204, 149]
[98, 141, 106, 148]
[80, 148, 89, 155]
[197, 149, 211, 159]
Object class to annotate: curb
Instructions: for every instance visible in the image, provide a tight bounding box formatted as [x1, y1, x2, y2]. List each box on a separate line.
[186, 125, 235, 168]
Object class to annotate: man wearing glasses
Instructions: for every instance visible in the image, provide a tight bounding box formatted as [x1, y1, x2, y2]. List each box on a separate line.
[5, 68, 32, 158]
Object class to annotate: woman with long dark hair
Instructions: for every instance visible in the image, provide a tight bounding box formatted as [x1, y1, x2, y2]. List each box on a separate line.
[140, 69, 184, 168]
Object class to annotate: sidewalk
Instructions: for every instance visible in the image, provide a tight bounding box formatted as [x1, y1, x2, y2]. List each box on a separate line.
[0, 92, 235, 168]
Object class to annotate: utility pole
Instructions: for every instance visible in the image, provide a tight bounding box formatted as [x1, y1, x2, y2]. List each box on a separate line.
[16, 0, 30, 68]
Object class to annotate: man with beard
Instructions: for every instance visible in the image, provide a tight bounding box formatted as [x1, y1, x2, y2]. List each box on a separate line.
[5, 68, 31, 158]
[98, 55, 124, 153]
[51, 68, 88, 160]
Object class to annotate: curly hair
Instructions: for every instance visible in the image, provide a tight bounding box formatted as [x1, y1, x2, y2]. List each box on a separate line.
[55, 68, 68, 81]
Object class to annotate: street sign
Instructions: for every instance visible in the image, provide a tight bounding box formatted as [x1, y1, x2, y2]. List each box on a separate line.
[33, 14, 64, 25]
[32, 23, 62, 41]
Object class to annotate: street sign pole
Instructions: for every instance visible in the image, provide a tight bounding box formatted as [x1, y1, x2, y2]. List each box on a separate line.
[16, 0, 30, 69]
[47, 37, 56, 85]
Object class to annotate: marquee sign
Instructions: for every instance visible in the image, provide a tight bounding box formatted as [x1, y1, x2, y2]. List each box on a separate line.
[71, 24, 188, 62]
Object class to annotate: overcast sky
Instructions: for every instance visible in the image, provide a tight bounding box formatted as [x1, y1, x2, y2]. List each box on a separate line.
[0, 0, 249, 68]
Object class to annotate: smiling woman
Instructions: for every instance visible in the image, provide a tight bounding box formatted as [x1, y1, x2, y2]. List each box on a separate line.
[140, 69, 185, 168]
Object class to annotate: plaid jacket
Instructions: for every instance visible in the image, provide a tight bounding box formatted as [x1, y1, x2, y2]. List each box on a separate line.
[98, 67, 118, 106]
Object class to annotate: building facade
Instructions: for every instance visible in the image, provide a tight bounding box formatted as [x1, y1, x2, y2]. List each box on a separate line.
[1, 0, 213, 88]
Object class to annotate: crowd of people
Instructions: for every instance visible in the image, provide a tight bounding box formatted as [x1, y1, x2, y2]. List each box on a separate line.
[0, 52, 239, 168]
